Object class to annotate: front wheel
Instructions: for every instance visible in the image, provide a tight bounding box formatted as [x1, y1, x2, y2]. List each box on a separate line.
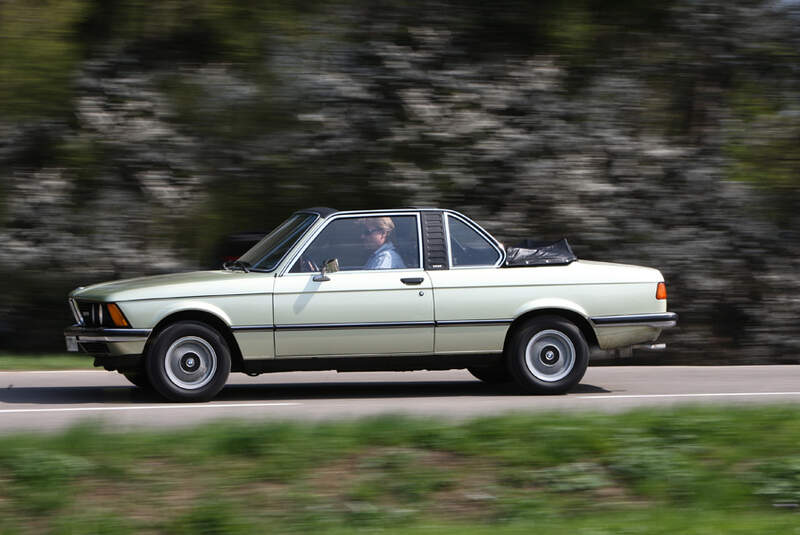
[507, 316, 589, 394]
[146, 321, 231, 402]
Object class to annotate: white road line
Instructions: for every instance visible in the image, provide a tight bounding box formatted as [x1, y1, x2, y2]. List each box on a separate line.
[579, 392, 800, 400]
[0, 370, 105, 374]
[0, 402, 300, 414]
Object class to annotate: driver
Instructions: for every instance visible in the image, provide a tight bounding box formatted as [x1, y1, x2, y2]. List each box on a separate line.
[360, 217, 405, 270]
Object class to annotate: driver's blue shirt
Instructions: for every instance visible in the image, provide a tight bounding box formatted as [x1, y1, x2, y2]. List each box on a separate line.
[364, 242, 405, 270]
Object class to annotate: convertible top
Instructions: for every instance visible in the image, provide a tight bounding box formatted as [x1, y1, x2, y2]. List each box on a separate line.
[505, 238, 577, 267]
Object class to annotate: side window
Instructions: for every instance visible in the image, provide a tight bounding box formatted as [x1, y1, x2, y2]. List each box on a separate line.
[290, 215, 420, 272]
[447, 216, 500, 267]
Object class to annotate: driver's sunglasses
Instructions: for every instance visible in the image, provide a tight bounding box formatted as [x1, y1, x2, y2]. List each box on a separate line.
[362, 227, 385, 236]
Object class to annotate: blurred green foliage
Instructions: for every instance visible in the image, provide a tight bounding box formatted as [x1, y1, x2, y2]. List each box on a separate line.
[2, 0, 797, 233]
[0, 353, 93, 370]
[0, 407, 799, 532]
[0, 0, 87, 118]
[1, 0, 799, 357]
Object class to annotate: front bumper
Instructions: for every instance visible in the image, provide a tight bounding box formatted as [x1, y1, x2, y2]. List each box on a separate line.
[64, 324, 151, 356]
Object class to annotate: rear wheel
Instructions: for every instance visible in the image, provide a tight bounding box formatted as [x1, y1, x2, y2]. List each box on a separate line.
[146, 321, 231, 402]
[507, 316, 589, 394]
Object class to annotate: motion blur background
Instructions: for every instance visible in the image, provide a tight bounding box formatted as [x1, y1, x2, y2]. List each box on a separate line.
[0, 0, 798, 361]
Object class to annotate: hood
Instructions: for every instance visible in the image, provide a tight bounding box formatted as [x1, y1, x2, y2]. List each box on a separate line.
[70, 270, 274, 302]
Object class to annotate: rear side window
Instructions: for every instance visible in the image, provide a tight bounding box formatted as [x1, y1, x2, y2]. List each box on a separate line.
[447, 215, 501, 267]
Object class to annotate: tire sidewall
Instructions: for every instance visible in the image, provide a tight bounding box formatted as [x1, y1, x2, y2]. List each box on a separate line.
[507, 316, 589, 394]
[146, 321, 231, 402]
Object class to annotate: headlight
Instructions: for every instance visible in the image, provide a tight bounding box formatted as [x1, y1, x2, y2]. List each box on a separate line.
[71, 301, 130, 328]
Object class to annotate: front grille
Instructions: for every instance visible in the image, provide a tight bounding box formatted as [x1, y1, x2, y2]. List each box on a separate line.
[74, 301, 115, 328]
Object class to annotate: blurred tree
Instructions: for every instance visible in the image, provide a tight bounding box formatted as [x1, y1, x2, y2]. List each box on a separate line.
[0, 0, 87, 119]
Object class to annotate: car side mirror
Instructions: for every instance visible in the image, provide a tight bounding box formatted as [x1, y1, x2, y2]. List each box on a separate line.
[313, 258, 339, 282]
[324, 258, 339, 273]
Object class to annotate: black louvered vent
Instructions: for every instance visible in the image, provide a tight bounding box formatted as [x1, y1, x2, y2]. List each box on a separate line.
[421, 211, 449, 270]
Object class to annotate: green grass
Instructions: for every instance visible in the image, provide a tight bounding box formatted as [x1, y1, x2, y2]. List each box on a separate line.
[0, 353, 94, 370]
[0, 407, 799, 533]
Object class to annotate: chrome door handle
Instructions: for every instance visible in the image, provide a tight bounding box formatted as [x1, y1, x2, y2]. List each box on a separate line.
[401, 277, 424, 285]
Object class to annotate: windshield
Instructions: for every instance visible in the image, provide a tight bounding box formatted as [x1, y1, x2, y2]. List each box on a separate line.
[237, 213, 318, 271]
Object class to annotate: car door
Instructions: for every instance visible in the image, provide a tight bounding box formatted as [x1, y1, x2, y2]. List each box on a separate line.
[428, 213, 510, 354]
[272, 212, 434, 357]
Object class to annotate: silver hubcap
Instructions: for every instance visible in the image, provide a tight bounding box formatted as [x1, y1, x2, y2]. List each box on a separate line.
[164, 336, 217, 390]
[524, 329, 576, 382]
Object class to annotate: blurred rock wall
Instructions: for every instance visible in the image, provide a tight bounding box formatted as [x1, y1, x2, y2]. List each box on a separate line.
[0, 0, 798, 361]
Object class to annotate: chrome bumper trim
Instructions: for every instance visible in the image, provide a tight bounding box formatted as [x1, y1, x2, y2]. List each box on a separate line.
[64, 325, 151, 342]
[590, 312, 678, 329]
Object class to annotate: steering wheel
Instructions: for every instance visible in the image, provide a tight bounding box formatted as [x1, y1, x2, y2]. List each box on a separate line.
[298, 254, 319, 273]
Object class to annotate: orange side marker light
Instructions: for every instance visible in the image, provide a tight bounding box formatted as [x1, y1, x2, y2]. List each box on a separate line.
[107, 303, 130, 327]
[656, 282, 667, 300]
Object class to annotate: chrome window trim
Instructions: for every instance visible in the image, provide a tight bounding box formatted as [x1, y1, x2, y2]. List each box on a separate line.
[444, 212, 505, 269]
[279, 211, 425, 277]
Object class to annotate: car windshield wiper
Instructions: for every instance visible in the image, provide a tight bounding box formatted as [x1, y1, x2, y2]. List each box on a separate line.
[223, 260, 251, 273]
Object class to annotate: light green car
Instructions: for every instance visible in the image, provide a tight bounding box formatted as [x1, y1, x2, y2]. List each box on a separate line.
[65, 208, 676, 402]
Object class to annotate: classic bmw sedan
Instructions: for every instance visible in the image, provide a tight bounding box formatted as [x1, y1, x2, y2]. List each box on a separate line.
[65, 208, 676, 401]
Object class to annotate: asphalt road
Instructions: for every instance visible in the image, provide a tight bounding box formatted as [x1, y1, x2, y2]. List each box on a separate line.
[1, 365, 799, 432]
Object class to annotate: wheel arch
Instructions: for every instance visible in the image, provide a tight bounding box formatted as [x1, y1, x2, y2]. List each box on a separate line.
[144, 310, 245, 373]
[503, 307, 598, 357]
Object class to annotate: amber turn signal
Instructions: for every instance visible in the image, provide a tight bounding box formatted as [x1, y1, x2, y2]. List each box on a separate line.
[107, 303, 130, 327]
[656, 282, 667, 300]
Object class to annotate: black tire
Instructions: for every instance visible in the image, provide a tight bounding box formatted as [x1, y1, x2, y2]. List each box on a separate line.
[507, 315, 589, 394]
[145, 321, 231, 402]
[122, 371, 152, 389]
[467, 364, 512, 384]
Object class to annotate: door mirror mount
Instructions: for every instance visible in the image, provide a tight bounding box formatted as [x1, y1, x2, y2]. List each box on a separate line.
[313, 258, 339, 282]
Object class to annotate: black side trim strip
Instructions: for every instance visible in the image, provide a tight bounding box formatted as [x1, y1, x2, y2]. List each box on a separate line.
[231, 319, 516, 332]
[590, 313, 678, 327]
[435, 319, 513, 326]
[275, 321, 435, 331]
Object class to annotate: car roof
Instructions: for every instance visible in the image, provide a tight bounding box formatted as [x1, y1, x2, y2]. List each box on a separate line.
[296, 207, 452, 219]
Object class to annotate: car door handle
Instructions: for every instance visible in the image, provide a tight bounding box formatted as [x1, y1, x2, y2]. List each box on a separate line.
[401, 277, 424, 285]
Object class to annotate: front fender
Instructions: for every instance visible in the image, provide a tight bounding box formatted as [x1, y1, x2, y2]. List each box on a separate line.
[151, 300, 234, 327]
[121, 299, 234, 330]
